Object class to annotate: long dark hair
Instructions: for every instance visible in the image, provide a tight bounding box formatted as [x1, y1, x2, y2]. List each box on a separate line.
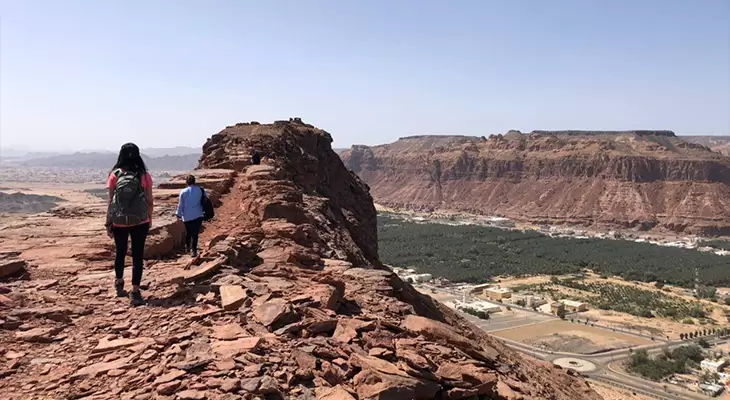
[111, 143, 147, 175]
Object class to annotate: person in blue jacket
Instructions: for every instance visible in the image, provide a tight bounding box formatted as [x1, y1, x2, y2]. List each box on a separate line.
[176, 175, 205, 257]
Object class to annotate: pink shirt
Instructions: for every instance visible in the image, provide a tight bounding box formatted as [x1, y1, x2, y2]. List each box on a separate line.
[107, 169, 153, 227]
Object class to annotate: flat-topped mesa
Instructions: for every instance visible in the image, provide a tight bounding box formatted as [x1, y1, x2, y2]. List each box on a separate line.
[398, 134, 482, 140]
[341, 132, 730, 235]
[530, 130, 677, 137]
[181, 119, 599, 400]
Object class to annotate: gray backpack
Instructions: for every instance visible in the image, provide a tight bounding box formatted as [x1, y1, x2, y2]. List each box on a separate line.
[109, 169, 148, 225]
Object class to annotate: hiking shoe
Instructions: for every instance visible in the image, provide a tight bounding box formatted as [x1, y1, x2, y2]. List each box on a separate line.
[129, 290, 146, 306]
[114, 279, 125, 297]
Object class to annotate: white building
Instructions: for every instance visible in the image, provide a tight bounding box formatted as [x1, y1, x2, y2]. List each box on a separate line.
[701, 359, 728, 372]
[402, 273, 433, 284]
[489, 217, 515, 228]
[551, 299, 588, 312]
[699, 383, 724, 397]
[456, 300, 502, 314]
[511, 294, 548, 308]
[392, 267, 417, 276]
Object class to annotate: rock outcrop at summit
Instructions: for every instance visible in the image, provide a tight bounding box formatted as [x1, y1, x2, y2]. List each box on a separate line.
[342, 131, 730, 235]
[198, 120, 380, 268]
[0, 120, 598, 400]
[187, 120, 598, 399]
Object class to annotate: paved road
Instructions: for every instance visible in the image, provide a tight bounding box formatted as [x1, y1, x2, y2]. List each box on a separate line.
[496, 330, 715, 400]
[425, 286, 716, 400]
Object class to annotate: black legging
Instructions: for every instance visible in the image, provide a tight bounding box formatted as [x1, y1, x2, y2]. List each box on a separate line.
[113, 223, 150, 286]
[184, 217, 203, 252]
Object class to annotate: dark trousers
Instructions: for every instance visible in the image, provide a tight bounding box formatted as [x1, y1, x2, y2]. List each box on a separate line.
[184, 217, 203, 252]
[113, 223, 150, 286]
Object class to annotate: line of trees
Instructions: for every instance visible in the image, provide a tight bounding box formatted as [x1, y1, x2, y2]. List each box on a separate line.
[458, 306, 491, 320]
[627, 345, 704, 381]
[378, 216, 730, 287]
[679, 328, 730, 341]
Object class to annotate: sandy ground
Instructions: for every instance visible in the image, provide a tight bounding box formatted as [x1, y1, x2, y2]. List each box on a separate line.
[0, 181, 104, 203]
[492, 319, 652, 353]
[589, 381, 654, 400]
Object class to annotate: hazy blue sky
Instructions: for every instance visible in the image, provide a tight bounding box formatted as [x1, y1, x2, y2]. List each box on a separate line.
[1, 0, 729, 151]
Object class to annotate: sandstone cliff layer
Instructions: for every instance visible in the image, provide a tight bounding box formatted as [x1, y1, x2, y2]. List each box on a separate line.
[341, 131, 730, 235]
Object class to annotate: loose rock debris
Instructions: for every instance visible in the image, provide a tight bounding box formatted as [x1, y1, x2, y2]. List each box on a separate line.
[0, 119, 596, 400]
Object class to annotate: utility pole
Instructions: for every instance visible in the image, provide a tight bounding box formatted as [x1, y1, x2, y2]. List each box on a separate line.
[694, 267, 700, 296]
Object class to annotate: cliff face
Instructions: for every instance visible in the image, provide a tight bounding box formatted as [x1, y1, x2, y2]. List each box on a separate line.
[341, 131, 730, 235]
[191, 120, 597, 399]
[683, 135, 730, 156]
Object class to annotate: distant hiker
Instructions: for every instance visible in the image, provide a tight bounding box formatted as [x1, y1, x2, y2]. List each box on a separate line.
[252, 151, 261, 165]
[106, 143, 153, 306]
[176, 175, 206, 257]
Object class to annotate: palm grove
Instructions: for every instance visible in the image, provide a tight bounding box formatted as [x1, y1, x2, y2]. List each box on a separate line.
[377, 216, 730, 288]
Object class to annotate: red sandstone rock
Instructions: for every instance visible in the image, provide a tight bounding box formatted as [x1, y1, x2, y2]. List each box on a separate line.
[219, 284, 247, 311]
[341, 132, 730, 235]
[0, 257, 27, 279]
[315, 385, 356, 400]
[0, 120, 598, 400]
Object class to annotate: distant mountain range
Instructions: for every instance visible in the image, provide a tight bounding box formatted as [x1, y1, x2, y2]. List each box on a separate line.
[0, 147, 201, 171]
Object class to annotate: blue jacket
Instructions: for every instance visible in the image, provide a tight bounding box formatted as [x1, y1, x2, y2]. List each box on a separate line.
[176, 185, 205, 222]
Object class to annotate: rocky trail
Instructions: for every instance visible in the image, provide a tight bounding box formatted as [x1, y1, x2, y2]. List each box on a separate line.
[1, 120, 597, 400]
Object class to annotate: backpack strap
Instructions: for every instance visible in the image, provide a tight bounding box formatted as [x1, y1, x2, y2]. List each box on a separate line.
[113, 168, 139, 178]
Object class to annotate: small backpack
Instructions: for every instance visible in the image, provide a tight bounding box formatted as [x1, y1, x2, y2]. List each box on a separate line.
[200, 187, 215, 221]
[109, 169, 148, 225]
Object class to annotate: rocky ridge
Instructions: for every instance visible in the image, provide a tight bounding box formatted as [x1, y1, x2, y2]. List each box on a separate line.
[683, 135, 730, 156]
[0, 120, 597, 399]
[341, 131, 730, 235]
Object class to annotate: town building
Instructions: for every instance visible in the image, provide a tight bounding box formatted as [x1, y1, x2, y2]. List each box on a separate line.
[469, 283, 494, 294]
[489, 217, 515, 228]
[699, 383, 724, 397]
[561, 300, 588, 312]
[456, 300, 502, 314]
[483, 287, 512, 301]
[401, 273, 433, 284]
[551, 299, 588, 313]
[392, 267, 417, 276]
[701, 359, 728, 372]
[511, 294, 548, 308]
[432, 277, 451, 287]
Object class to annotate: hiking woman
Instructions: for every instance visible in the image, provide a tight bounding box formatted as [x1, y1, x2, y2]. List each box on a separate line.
[176, 175, 204, 257]
[106, 143, 153, 306]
